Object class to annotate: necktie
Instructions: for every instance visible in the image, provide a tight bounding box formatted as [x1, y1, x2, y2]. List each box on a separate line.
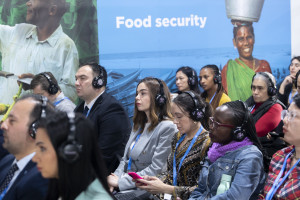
[82, 106, 89, 116]
[0, 163, 19, 194]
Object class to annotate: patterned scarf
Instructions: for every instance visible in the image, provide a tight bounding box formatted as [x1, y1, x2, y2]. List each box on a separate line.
[207, 137, 253, 163]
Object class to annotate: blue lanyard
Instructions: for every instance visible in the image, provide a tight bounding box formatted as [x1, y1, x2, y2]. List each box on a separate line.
[289, 91, 298, 104]
[250, 105, 255, 112]
[266, 148, 300, 200]
[127, 133, 142, 171]
[173, 126, 203, 186]
[85, 107, 91, 117]
[53, 97, 69, 106]
[0, 187, 8, 200]
[209, 92, 217, 104]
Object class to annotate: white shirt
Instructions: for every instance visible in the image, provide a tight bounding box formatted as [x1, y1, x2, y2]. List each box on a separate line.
[6, 152, 35, 193]
[84, 90, 105, 110]
[0, 23, 79, 108]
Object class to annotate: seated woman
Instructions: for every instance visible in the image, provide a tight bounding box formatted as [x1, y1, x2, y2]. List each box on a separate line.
[245, 72, 286, 158]
[188, 101, 266, 199]
[277, 56, 300, 107]
[135, 91, 212, 200]
[221, 21, 271, 101]
[259, 94, 300, 199]
[172, 66, 200, 99]
[199, 64, 231, 111]
[107, 77, 177, 194]
[32, 111, 113, 200]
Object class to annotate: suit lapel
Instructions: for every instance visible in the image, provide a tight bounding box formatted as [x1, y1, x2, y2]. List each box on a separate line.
[87, 92, 106, 118]
[0, 156, 14, 185]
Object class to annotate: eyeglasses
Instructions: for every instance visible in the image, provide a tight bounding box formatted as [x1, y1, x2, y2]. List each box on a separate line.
[281, 110, 298, 122]
[209, 117, 235, 130]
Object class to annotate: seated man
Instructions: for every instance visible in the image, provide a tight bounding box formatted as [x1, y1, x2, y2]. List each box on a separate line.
[0, 94, 54, 200]
[31, 72, 76, 112]
[74, 62, 131, 173]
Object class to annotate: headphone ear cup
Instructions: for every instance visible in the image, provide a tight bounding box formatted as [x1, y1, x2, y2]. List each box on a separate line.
[58, 142, 81, 163]
[92, 76, 104, 89]
[213, 75, 221, 84]
[155, 94, 167, 107]
[231, 126, 246, 141]
[190, 108, 204, 121]
[48, 83, 59, 95]
[268, 87, 277, 96]
[188, 76, 196, 86]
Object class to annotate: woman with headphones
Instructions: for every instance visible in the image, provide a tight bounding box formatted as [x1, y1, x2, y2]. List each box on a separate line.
[135, 91, 212, 200]
[107, 77, 177, 197]
[189, 101, 266, 199]
[199, 65, 231, 111]
[175, 66, 201, 94]
[32, 111, 113, 200]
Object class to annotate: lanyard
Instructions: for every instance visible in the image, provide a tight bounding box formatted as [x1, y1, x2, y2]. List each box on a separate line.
[173, 125, 203, 186]
[209, 92, 217, 104]
[53, 97, 69, 106]
[289, 91, 298, 104]
[85, 107, 91, 117]
[0, 187, 8, 200]
[250, 105, 255, 113]
[127, 133, 142, 171]
[266, 148, 300, 200]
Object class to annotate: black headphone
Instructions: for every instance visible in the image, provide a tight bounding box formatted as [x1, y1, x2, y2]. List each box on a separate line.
[188, 70, 197, 86]
[213, 70, 222, 84]
[28, 96, 48, 139]
[58, 112, 82, 163]
[155, 78, 167, 107]
[40, 73, 59, 95]
[251, 72, 276, 96]
[184, 91, 205, 121]
[92, 65, 105, 89]
[231, 100, 249, 141]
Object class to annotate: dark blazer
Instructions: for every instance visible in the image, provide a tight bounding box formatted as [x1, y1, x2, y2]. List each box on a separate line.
[0, 154, 48, 200]
[75, 91, 131, 173]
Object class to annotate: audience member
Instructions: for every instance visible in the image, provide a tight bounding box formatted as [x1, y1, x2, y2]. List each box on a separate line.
[296, 70, 300, 94]
[278, 56, 300, 107]
[245, 72, 286, 159]
[0, 94, 52, 200]
[74, 62, 131, 173]
[188, 101, 265, 199]
[32, 111, 113, 200]
[199, 64, 231, 111]
[173, 66, 200, 99]
[221, 21, 271, 101]
[259, 94, 300, 199]
[108, 77, 177, 195]
[31, 72, 76, 112]
[135, 91, 212, 200]
[0, 0, 79, 106]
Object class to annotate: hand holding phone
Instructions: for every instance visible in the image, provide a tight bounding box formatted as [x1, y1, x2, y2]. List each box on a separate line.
[128, 172, 143, 180]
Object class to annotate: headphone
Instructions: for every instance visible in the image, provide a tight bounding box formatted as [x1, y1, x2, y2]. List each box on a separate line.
[184, 91, 205, 121]
[188, 70, 197, 86]
[92, 65, 105, 89]
[251, 72, 276, 96]
[231, 100, 249, 141]
[40, 73, 59, 95]
[58, 112, 82, 163]
[213, 70, 222, 84]
[155, 78, 167, 107]
[28, 96, 48, 139]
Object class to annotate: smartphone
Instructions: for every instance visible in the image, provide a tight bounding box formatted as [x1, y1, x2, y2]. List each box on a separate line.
[128, 172, 143, 180]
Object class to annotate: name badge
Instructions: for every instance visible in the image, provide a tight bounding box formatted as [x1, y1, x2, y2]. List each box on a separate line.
[164, 193, 172, 200]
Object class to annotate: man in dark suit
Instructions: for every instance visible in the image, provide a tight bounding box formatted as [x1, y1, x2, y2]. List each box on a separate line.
[0, 94, 51, 200]
[74, 62, 131, 173]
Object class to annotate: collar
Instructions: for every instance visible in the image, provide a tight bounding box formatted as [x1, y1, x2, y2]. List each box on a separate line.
[13, 152, 35, 172]
[25, 25, 63, 47]
[54, 92, 64, 102]
[84, 90, 105, 110]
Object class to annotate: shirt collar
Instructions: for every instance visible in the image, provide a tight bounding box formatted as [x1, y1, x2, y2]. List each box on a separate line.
[14, 152, 36, 172]
[84, 90, 105, 110]
[25, 25, 63, 47]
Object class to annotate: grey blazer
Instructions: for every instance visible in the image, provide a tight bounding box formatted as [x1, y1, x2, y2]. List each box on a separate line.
[114, 120, 177, 191]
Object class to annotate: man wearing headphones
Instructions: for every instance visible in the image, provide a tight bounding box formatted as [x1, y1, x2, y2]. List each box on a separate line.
[31, 72, 76, 112]
[0, 94, 53, 200]
[74, 62, 131, 173]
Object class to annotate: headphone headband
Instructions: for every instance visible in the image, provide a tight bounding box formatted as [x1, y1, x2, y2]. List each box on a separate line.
[184, 91, 205, 121]
[29, 96, 48, 139]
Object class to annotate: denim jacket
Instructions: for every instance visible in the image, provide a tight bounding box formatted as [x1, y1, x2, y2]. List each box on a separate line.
[189, 145, 266, 200]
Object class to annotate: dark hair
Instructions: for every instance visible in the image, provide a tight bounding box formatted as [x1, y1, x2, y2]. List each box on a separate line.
[293, 93, 300, 109]
[176, 66, 200, 94]
[173, 92, 212, 130]
[289, 56, 300, 70]
[38, 111, 112, 200]
[233, 24, 255, 40]
[31, 72, 61, 94]
[17, 94, 55, 127]
[133, 77, 173, 132]
[222, 101, 268, 169]
[200, 65, 226, 111]
[295, 70, 300, 88]
[80, 62, 108, 86]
